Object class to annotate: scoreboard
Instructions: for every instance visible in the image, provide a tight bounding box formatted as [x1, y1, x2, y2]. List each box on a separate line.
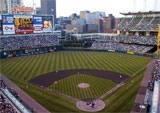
[0, 15, 53, 35]
[15, 18, 33, 29]
[14, 15, 33, 34]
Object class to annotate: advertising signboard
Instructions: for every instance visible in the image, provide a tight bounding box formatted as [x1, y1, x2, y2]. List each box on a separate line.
[14, 15, 33, 34]
[2, 15, 15, 34]
[43, 16, 53, 32]
[12, 5, 34, 13]
[2, 15, 14, 24]
[3, 25, 15, 35]
[33, 16, 43, 24]
[33, 16, 43, 33]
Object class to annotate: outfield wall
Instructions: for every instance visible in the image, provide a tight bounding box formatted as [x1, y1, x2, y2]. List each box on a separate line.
[0, 45, 63, 59]
[64, 48, 154, 58]
[0, 47, 154, 59]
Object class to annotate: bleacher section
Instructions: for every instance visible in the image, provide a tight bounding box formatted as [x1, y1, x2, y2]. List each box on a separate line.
[134, 17, 153, 31]
[145, 59, 160, 113]
[150, 80, 160, 113]
[118, 13, 160, 32]
[0, 34, 59, 51]
[126, 17, 143, 30]
[116, 36, 157, 45]
[118, 18, 132, 29]
[91, 41, 153, 53]
[0, 79, 31, 113]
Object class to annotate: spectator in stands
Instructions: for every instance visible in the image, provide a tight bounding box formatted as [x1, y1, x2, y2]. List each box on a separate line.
[0, 34, 59, 51]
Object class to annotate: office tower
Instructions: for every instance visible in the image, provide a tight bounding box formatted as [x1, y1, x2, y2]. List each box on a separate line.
[0, 0, 22, 14]
[41, 0, 56, 23]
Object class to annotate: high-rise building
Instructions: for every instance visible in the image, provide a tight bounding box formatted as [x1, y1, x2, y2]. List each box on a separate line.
[0, 0, 22, 14]
[41, 0, 56, 23]
[86, 12, 106, 24]
[103, 14, 115, 29]
[0, 0, 6, 13]
[80, 11, 90, 20]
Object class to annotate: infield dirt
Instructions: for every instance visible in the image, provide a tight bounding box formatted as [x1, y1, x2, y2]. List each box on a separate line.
[29, 69, 130, 87]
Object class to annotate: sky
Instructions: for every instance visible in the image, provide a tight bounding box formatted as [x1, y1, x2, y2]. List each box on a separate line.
[24, 0, 160, 17]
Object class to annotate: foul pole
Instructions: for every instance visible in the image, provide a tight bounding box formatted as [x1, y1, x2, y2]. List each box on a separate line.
[157, 25, 160, 58]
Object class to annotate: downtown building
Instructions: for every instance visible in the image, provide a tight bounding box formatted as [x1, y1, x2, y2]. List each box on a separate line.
[41, 0, 56, 24]
[0, 0, 22, 14]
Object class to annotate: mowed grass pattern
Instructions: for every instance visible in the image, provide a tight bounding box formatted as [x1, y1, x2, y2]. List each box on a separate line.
[49, 74, 117, 99]
[0, 52, 151, 81]
[0, 52, 152, 112]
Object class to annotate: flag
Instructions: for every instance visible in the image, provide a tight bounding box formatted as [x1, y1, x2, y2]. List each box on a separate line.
[99, 13, 105, 22]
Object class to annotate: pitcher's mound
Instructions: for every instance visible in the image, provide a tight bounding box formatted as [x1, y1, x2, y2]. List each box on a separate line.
[78, 83, 90, 88]
[76, 99, 105, 112]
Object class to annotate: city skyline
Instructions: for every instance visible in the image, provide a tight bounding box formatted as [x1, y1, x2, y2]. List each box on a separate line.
[24, 0, 160, 17]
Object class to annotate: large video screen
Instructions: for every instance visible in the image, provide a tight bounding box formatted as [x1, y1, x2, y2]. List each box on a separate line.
[43, 16, 53, 32]
[14, 15, 33, 34]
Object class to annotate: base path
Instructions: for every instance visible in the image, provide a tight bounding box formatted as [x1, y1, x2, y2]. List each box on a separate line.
[0, 73, 50, 113]
[76, 99, 105, 112]
[29, 69, 130, 87]
[99, 82, 125, 99]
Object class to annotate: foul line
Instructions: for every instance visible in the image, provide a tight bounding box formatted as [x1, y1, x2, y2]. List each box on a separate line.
[132, 65, 147, 77]
[99, 64, 149, 99]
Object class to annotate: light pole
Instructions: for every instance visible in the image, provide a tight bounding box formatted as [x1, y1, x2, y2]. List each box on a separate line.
[51, 9, 54, 33]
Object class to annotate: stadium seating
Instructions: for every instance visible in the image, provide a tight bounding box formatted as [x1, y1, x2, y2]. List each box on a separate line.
[116, 36, 157, 45]
[118, 16, 160, 31]
[0, 80, 18, 113]
[148, 60, 160, 91]
[118, 18, 132, 29]
[91, 41, 153, 53]
[0, 93, 17, 113]
[0, 34, 59, 51]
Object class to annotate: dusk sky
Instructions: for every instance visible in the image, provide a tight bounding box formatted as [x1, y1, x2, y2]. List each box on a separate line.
[24, 0, 160, 17]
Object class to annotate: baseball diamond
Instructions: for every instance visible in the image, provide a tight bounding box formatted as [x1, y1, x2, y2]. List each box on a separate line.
[0, 51, 152, 112]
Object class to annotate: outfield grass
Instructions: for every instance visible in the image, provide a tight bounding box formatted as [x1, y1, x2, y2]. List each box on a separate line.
[0, 52, 152, 112]
[49, 74, 117, 99]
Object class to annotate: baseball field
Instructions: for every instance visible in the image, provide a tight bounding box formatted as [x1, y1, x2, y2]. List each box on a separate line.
[0, 51, 152, 112]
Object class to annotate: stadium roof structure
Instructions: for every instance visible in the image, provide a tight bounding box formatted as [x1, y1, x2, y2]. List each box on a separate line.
[120, 11, 160, 16]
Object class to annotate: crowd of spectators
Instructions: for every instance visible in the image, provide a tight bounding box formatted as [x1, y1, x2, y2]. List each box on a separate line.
[0, 34, 59, 51]
[118, 16, 160, 31]
[0, 93, 17, 113]
[0, 80, 18, 113]
[91, 41, 153, 53]
[118, 18, 131, 30]
[148, 59, 160, 91]
[115, 36, 157, 45]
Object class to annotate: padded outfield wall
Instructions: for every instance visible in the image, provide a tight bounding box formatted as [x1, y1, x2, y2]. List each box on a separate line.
[0, 47, 155, 59]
